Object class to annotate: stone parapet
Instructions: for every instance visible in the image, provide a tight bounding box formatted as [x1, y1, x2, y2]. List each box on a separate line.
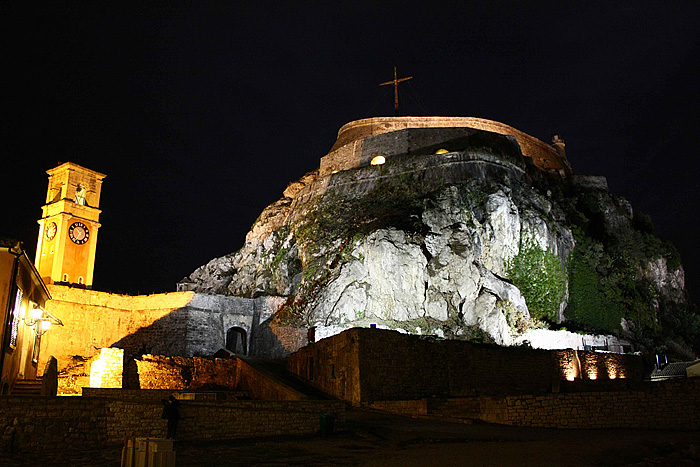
[321, 116, 572, 176]
[0, 396, 345, 452]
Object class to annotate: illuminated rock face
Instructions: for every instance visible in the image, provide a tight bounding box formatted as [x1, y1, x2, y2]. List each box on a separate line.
[181, 119, 690, 353]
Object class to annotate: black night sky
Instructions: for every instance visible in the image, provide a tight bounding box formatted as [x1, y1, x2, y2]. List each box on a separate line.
[3, 3, 700, 300]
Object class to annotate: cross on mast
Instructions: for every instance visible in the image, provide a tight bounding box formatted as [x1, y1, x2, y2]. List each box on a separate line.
[380, 66, 413, 116]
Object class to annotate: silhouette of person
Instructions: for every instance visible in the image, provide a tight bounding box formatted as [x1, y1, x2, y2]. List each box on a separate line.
[162, 395, 180, 439]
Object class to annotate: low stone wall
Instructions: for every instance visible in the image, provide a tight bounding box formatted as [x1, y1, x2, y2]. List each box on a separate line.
[481, 378, 700, 429]
[82, 387, 250, 401]
[61, 354, 315, 399]
[0, 396, 345, 452]
[135, 355, 239, 390]
[375, 379, 700, 430]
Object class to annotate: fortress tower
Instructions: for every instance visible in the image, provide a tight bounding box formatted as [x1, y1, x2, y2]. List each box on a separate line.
[35, 162, 106, 287]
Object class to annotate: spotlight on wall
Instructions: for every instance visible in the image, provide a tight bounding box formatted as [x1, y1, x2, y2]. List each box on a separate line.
[370, 155, 386, 166]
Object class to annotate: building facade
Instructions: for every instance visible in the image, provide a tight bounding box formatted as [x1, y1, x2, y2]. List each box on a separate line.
[0, 238, 53, 394]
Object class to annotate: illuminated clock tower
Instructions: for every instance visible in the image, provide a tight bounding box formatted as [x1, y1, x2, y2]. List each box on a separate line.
[35, 162, 106, 287]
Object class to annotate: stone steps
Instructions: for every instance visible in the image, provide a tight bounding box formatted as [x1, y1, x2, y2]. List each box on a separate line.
[12, 379, 43, 396]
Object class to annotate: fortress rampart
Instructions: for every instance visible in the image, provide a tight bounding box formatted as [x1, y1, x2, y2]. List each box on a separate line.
[320, 116, 572, 176]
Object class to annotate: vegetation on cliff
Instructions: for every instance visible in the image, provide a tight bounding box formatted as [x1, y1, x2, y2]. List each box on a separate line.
[183, 142, 698, 358]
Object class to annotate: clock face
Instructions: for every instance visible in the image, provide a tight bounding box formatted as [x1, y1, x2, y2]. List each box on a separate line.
[68, 222, 89, 245]
[45, 222, 57, 241]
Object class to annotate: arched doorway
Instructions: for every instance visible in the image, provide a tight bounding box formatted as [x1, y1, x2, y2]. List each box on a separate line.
[226, 327, 247, 355]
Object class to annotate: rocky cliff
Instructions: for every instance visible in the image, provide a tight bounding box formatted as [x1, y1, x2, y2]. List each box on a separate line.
[180, 121, 697, 357]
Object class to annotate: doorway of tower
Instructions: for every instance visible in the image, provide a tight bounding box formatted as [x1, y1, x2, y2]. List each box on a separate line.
[226, 327, 247, 355]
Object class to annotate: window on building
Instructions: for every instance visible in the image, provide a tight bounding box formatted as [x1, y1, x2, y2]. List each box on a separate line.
[32, 326, 41, 363]
[8, 288, 23, 349]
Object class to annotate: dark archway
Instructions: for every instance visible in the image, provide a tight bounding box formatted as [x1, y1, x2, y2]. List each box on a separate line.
[226, 327, 247, 355]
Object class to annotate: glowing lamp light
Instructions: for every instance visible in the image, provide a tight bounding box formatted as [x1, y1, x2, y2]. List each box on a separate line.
[370, 155, 386, 166]
[40, 320, 52, 332]
[435, 148, 449, 154]
[31, 308, 44, 320]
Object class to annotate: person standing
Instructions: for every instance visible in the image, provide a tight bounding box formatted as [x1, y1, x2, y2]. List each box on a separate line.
[162, 395, 180, 439]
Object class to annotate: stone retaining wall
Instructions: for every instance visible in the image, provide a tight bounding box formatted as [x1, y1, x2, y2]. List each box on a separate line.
[41, 286, 282, 379]
[435, 378, 700, 430]
[288, 328, 644, 405]
[0, 396, 345, 452]
[134, 355, 239, 390]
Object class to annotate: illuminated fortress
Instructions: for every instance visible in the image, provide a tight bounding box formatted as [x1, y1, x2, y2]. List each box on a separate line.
[319, 116, 572, 177]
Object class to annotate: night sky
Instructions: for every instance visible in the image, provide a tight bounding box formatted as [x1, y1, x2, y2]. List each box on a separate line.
[3, 4, 700, 301]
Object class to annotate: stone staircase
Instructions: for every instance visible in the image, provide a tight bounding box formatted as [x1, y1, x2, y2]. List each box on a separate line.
[11, 379, 43, 396]
[241, 358, 335, 400]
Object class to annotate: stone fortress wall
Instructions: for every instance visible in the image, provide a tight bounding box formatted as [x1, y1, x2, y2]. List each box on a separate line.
[40, 284, 285, 393]
[288, 328, 699, 430]
[287, 328, 645, 404]
[319, 116, 572, 177]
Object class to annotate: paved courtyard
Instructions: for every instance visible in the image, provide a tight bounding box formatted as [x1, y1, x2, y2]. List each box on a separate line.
[4, 409, 699, 466]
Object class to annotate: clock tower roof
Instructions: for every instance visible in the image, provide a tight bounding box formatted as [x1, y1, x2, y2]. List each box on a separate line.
[46, 161, 106, 180]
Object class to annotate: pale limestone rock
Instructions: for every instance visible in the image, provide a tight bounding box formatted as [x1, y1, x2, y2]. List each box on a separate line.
[315, 229, 427, 324]
[180, 142, 683, 353]
[465, 291, 512, 345]
[480, 267, 530, 319]
[477, 191, 520, 277]
[644, 257, 685, 303]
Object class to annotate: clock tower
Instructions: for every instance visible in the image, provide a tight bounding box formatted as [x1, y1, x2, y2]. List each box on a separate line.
[35, 162, 106, 287]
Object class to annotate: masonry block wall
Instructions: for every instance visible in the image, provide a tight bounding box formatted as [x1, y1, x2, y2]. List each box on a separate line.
[320, 116, 571, 176]
[0, 396, 345, 452]
[287, 328, 644, 405]
[134, 355, 239, 390]
[42, 286, 283, 392]
[474, 378, 700, 430]
[251, 320, 309, 359]
[287, 329, 361, 405]
[89, 348, 124, 389]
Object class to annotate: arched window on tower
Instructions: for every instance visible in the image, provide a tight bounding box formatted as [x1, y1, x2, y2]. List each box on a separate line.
[226, 327, 248, 355]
